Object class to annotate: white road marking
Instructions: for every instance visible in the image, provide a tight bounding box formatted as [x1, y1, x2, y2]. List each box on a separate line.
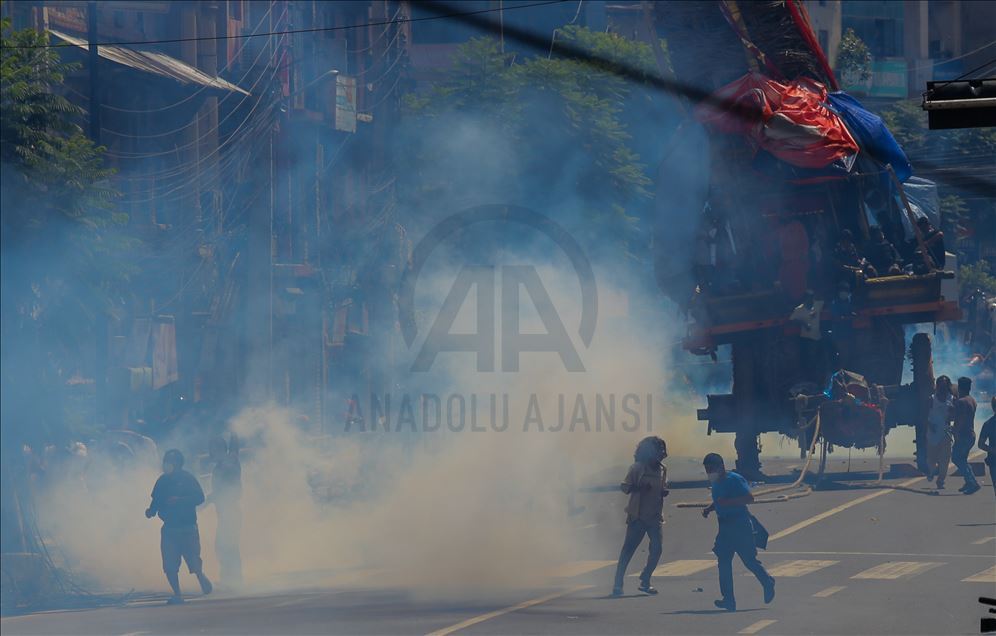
[972, 536, 995, 545]
[766, 560, 838, 577]
[813, 585, 846, 598]
[768, 476, 923, 542]
[629, 559, 715, 577]
[425, 585, 592, 636]
[548, 560, 615, 578]
[962, 565, 996, 583]
[851, 561, 943, 580]
[767, 451, 985, 544]
[738, 619, 778, 634]
[765, 550, 989, 559]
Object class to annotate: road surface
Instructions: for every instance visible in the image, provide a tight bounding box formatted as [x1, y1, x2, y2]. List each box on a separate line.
[3, 456, 994, 636]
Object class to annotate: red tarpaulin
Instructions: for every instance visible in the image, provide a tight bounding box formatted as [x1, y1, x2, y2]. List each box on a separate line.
[696, 73, 859, 170]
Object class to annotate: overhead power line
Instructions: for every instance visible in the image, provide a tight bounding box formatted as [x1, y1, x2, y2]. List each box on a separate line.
[0, 1, 569, 50]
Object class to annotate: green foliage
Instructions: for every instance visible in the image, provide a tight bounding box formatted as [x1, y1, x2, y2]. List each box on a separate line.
[959, 260, 996, 296]
[1, 16, 119, 231]
[1, 16, 132, 448]
[837, 28, 871, 83]
[400, 27, 661, 260]
[881, 99, 996, 159]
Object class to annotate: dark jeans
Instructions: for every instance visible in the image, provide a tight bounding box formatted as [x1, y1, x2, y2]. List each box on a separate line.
[952, 435, 979, 489]
[613, 519, 663, 590]
[713, 517, 773, 604]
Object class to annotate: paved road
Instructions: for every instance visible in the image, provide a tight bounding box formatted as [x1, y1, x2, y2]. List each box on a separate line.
[3, 456, 994, 636]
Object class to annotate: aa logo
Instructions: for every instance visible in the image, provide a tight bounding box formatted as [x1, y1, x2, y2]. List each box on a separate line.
[399, 205, 597, 373]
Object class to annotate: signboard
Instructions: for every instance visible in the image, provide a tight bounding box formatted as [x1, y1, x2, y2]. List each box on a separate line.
[841, 59, 908, 98]
[335, 75, 357, 133]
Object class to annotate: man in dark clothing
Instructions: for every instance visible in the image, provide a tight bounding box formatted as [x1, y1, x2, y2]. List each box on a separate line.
[701, 453, 774, 612]
[146, 449, 213, 604]
[612, 436, 669, 597]
[911, 217, 945, 270]
[833, 229, 861, 275]
[952, 377, 981, 494]
[208, 434, 243, 587]
[978, 397, 996, 496]
[865, 226, 901, 276]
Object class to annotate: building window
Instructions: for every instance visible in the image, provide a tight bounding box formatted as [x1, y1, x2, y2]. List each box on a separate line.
[818, 29, 829, 55]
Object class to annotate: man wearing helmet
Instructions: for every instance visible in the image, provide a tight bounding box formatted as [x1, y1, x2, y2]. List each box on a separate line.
[145, 449, 213, 604]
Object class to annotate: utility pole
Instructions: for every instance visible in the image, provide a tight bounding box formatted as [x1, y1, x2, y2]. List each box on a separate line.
[88, 0, 108, 428]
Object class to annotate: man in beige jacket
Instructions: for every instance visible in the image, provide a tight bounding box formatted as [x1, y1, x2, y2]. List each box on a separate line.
[612, 436, 669, 596]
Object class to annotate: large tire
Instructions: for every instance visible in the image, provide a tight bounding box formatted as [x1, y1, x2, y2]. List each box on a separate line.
[909, 333, 934, 474]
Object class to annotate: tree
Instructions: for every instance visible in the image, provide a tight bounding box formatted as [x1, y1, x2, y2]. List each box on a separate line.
[959, 260, 996, 297]
[836, 28, 871, 86]
[398, 27, 668, 264]
[1, 17, 128, 493]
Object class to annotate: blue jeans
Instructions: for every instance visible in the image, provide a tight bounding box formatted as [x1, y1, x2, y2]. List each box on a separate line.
[613, 520, 663, 590]
[713, 517, 773, 604]
[952, 434, 979, 489]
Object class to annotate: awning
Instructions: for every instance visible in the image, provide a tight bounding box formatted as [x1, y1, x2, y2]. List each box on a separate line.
[49, 29, 249, 96]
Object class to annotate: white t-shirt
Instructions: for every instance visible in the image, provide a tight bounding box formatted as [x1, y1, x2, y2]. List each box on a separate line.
[790, 301, 823, 340]
[926, 395, 953, 445]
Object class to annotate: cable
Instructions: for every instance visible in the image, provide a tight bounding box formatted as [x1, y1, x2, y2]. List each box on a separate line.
[925, 53, 996, 95]
[0, 1, 568, 50]
[97, 14, 281, 141]
[66, 1, 277, 116]
[100, 27, 287, 158]
[346, 6, 403, 53]
[675, 410, 821, 509]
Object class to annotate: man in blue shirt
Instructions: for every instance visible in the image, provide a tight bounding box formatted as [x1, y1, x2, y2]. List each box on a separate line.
[701, 453, 774, 612]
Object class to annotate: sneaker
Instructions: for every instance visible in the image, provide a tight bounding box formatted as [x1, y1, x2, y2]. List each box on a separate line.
[714, 599, 736, 612]
[925, 473, 935, 483]
[611, 587, 624, 597]
[638, 582, 658, 595]
[964, 483, 981, 495]
[937, 481, 945, 490]
[166, 595, 185, 605]
[958, 484, 969, 492]
[763, 581, 775, 604]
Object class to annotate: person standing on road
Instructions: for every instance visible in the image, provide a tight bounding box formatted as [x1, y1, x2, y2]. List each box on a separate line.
[146, 449, 213, 605]
[208, 434, 243, 587]
[925, 376, 955, 490]
[952, 377, 981, 494]
[978, 396, 996, 496]
[701, 453, 774, 612]
[611, 436, 669, 597]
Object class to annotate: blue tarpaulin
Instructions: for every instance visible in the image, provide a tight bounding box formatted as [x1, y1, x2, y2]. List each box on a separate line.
[827, 92, 913, 182]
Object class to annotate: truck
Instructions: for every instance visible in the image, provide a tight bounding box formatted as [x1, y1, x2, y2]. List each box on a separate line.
[650, 0, 960, 479]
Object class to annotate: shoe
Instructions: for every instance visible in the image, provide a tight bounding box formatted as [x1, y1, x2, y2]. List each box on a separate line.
[166, 595, 185, 605]
[925, 473, 934, 483]
[714, 599, 736, 612]
[937, 481, 945, 490]
[958, 484, 969, 492]
[964, 483, 981, 495]
[638, 582, 658, 595]
[763, 581, 775, 604]
[197, 573, 213, 595]
[611, 587, 624, 597]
